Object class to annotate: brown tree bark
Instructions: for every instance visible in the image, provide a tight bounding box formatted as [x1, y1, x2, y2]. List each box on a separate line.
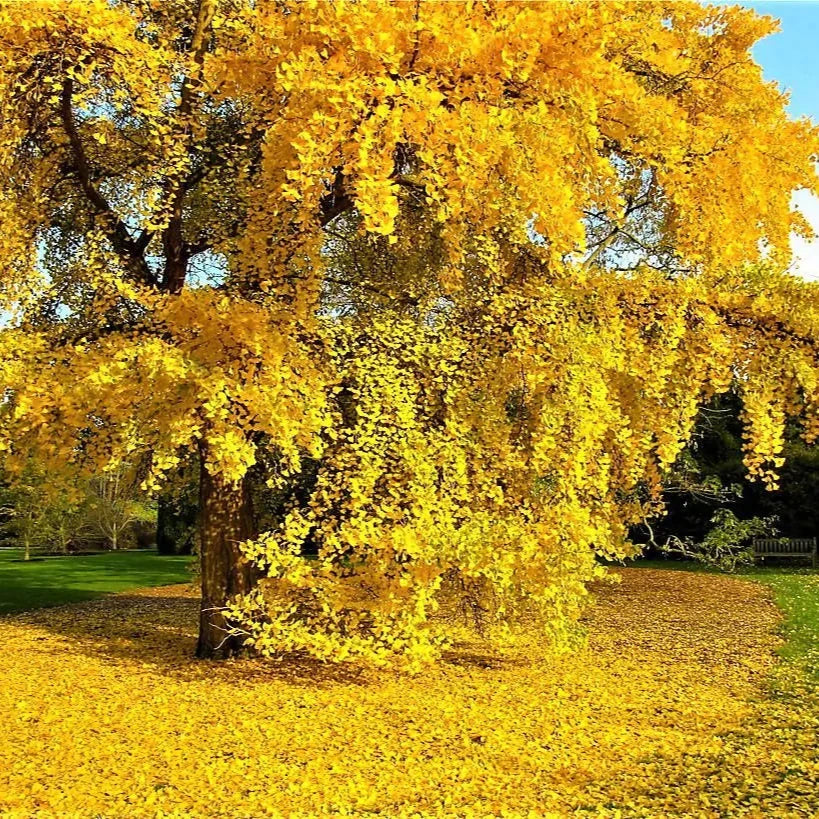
[195, 452, 258, 659]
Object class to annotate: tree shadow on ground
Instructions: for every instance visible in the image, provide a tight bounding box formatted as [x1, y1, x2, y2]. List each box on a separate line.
[0, 585, 117, 615]
[439, 646, 529, 670]
[12, 584, 529, 686]
[9, 587, 373, 687]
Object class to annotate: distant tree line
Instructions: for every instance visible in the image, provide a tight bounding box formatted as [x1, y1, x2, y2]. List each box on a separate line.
[0, 461, 156, 559]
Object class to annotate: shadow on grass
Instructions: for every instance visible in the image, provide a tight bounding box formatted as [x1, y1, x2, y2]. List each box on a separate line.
[0, 585, 120, 615]
[0, 549, 194, 614]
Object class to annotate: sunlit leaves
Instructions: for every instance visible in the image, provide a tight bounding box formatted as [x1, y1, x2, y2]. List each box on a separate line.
[1, 1, 819, 663]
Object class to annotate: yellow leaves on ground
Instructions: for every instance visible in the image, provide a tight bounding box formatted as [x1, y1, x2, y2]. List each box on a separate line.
[2, 569, 815, 817]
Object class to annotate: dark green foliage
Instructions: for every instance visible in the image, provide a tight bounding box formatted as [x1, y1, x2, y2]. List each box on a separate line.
[155, 458, 200, 556]
[156, 488, 198, 555]
[638, 392, 819, 558]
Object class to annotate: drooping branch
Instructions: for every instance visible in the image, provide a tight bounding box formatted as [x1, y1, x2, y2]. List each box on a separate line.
[60, 77, 155, 287]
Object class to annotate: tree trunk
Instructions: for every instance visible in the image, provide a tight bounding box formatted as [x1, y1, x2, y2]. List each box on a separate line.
[23, 536, 30, 562]
[156, 496, 176, 554]
[195, 455, 258, 659]
[58, 524, 69, 554]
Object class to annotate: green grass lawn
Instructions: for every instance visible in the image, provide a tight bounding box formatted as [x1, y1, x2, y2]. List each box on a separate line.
[752, 570, 819, 681]
[0, 549, 194, 615]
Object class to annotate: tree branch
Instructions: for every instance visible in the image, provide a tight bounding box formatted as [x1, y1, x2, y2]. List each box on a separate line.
[60, 78, 155, 286]
[319, 169, 354, 227]
[160, 0, 217, 292]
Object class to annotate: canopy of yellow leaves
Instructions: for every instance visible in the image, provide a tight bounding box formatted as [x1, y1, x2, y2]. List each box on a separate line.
[2, 0, 819, 662]
[2, 569, 817, 816]
[1, 0, 816, 288]
[225, 265, 819, 667]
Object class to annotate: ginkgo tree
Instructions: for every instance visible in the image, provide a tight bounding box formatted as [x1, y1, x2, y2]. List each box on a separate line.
[1, 0, 819, 661]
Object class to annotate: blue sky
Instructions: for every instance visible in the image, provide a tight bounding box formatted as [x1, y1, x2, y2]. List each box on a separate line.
[720, 0, 819, 277]
[744, 1, 819, 121]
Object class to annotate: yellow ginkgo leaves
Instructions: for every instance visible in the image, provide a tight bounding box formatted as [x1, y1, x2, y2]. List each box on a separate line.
[1, 1, 819, 660]
[2, 569, 816, 816]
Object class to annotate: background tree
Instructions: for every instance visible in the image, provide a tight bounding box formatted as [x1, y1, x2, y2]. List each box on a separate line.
[1, 1, 819, 660]
[0, 461, 52, 561]
[87, 465, 156, 551]
[0, 460, 89, 558]
[0, 459, 159, 555]
[639, 391, 819, 566]
[156, 460, 200, 556]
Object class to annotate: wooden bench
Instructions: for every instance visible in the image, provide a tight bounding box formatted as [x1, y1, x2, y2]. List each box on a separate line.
[752, 537, 817, 568]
